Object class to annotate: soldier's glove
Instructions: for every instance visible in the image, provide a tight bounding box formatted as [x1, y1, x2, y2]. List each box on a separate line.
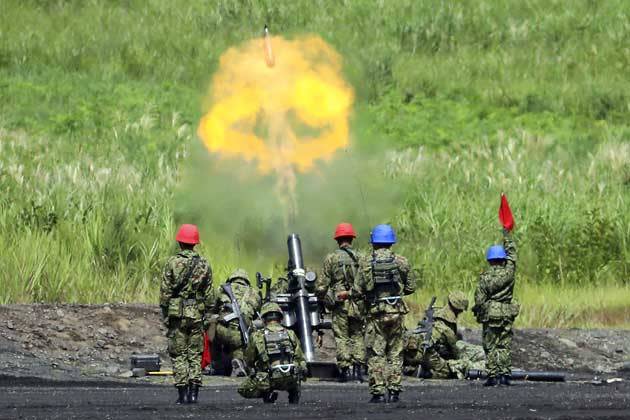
[315, 332, 324, 348]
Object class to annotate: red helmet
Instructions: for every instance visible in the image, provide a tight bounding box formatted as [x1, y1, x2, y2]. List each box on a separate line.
[333, 222, 356, 240]
[175, 224, 200, 245]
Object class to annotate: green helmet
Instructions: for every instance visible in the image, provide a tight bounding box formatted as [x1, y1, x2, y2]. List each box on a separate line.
[228, 268, 250, 285]
[448, 291, 469, 311]
[260, 302, 283, 320]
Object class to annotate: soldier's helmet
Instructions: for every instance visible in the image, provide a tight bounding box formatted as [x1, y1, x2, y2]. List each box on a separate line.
[486, 245, 507, 261]
[260, 302, 283, 321]
[228, 268, 250, 285]
[448, 291, 469, 311]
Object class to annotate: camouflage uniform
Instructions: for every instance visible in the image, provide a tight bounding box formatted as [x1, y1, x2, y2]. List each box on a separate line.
[238, 305, 307, 402]
[160, 249, 213, 387]
[473, 230, 519, 378]
[352, 248, 416, 396]
[212, 269, 262, 363]
[404, 292, 484, 379]
[317, 245, 365, 371]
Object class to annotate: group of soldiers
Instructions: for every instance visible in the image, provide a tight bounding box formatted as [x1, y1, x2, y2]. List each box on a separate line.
[159, 215, 519, 405]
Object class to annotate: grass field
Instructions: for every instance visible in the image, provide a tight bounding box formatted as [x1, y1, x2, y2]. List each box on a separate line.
[0, 0, 628, 327]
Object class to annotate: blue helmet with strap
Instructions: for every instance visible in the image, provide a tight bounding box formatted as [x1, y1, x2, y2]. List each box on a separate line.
[370, 224, 397, 245]
[486, 245, 507, 261]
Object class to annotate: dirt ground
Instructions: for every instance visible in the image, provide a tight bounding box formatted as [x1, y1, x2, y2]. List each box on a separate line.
[0, 304, 628, 382]
[1, 377, 629, 420]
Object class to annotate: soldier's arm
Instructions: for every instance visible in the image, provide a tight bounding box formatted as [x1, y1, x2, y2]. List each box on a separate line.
[399, 257, 416, 296]
[472, 274, 489, 314]
[315, 255, 334, 299]
[159, 260, 174, 320]
[503, 229, 517, 267]
[244, 333, 259, 372]
[350, 262, 366, 301]
[202, 261, 214, 309]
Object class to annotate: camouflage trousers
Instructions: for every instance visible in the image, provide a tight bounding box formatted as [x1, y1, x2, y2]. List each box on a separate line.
[238, 371, 300, 398]
[428, 341, 487, 379]
[215, 322, 245, 360]
[365, 314, 404, 395]
[332, 309, 365, 369]
[167, 318, 204, 387]
[482, 320, 513, 377]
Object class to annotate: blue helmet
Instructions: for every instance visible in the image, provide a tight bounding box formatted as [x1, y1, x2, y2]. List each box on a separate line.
[486, 245, 507, 261]
[370, 224, 397, 245]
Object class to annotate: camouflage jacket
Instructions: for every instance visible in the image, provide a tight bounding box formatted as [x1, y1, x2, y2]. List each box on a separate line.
[317, 245, 364, 315]
[473, 231, 518, 322]
[352, 248, 416, 317]
[212, 278, 262, 328]
[159, 249, 213, 323]
[244, 322, 307, 375]
[430, 306, 459, 360]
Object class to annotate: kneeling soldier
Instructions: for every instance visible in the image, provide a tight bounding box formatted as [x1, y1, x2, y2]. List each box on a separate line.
[238, 302, 307, 404]
[212, 268, 261, 376]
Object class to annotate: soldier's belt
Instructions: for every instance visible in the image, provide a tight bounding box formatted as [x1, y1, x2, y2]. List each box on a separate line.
[376, 296, 402, 305]
[222, 313, 239, 323]
[271, 363, 295, 374]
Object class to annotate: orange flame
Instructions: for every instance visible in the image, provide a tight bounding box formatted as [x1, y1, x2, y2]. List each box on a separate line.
[197, 35, 354, 222]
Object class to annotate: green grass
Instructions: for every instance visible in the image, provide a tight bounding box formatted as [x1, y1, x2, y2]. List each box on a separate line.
[0, 0, 628, 327]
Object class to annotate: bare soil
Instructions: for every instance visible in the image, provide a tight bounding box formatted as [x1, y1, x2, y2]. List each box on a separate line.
[0, 304, 628, 383]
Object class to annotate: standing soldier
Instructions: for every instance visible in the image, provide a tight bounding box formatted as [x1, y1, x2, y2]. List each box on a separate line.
[316, 222, 365, 382]
[351, 224, 416, 403]
[160, 224, 213, 404]
[238, 302, 307, 404]
[472, 228, 519, 386]
[212, 268, 262, 376]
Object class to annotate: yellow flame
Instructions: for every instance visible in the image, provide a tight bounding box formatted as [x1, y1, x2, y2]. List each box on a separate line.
[197, 35, 354, 224]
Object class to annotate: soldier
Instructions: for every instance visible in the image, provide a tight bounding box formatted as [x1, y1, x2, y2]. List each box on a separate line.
[212, 268, 262, 376]
[350, 224, 416, 403]
[316, 222, 365, 382]
[472, 228, 519, 386]
[238, 302, 307, 404]
[160, 224, 213, 404]
[404, 291, 485, 379]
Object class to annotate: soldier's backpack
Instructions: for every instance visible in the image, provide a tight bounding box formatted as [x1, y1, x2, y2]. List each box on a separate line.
[263, 329, 296, 379]
[367, 252, 402, 300]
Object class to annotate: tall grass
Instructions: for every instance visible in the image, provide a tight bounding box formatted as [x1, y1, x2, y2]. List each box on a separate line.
[0, 1, 628, 326]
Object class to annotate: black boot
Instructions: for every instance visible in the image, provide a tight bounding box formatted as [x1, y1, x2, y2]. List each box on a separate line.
[483, 376, 498, 387]
[288, 388, 300, 404]
[388, 391, 400, 403]
[499, 374, 511, 386]
[176, 386, 188, 404]
[188, 383, 199, 403]
[338, 367, 350, 383]
[262, 391, 278, 404]
[369, 394, 386, 403]
[353, 363, 365, 382]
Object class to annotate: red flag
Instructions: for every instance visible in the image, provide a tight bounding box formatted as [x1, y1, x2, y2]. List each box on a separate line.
[201, 332, 212, 369]
[499, 193, 514, 231]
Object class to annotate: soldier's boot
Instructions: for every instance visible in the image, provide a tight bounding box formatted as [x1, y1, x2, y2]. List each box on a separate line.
[353, 363, 365, 383]
[338, 367, 350, 383]
[369, 394, 386, 403]
[388, 391, 400, 403]
[175, 386, 188, 404]
[188, 383, 199, 403]
[288, 389, 300, 404]
[262, 391, 278, 404]
[483, 376, 498, 387]
[231, 358, 247, 377]
[499, 374, 511, 386]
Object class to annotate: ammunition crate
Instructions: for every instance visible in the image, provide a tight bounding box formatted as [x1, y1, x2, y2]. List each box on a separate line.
[130, 354, 161, 372]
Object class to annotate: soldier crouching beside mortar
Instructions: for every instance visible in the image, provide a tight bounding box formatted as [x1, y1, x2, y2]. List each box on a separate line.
[160, 224, 213, 404]
[237, 302, 307, 404]
[211, 268, 261, 377]
[316, 222, 366, 382]
[472, 228, 520, 387]
[347, 224, 417, 403]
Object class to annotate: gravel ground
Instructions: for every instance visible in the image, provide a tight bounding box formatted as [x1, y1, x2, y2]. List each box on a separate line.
[1, 377, 629, 420]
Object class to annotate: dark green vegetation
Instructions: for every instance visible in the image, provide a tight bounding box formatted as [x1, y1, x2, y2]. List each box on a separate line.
[0, 1, 628, 325]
